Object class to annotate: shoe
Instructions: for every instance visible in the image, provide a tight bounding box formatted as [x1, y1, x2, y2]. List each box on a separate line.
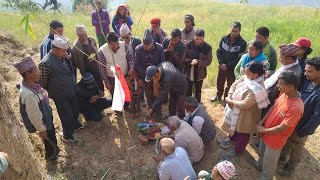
[219, 100, 226, 107]
[62, 136, 76, 144]
[247, 156, 262, 171]
[225, 150, 237, 158]
[277, 156, 287, 165]
[115, 111, 123, 117]
[217, 137, 232, 144]
[218, 154, 232, 162]
[217, 138, 233, 149]
[210, 96, 221, 102]
[45, 145, 60, 161]
[277, 164, 294, 176]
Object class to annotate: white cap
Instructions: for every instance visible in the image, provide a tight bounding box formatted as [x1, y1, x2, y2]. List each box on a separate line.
[120, 23, 131, 36]
[53, 34, 69, 50]
[76, 24, 87, 35]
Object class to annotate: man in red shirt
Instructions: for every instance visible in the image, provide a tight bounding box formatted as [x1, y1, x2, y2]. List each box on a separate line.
[249, 70, 304, 180]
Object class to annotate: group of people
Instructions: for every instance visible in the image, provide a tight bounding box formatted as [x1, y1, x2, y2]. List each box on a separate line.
[210, 23, 319, 180]
[9, 0, 320, 180]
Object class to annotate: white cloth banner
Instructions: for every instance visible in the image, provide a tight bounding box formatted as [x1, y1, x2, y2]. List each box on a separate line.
[111, 66, 125, 111]
[264, 61, 299, 90]
[190, 65, 195, 81]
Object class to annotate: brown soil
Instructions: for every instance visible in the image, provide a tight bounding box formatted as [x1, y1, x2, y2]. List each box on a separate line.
[0, 31, 46, 180]
[0, 32, 319, 180]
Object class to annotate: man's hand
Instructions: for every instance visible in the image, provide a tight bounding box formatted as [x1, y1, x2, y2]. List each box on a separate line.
[220, 64, 227, 71]
[128, 68, 136, 78]
[39, 130, 48, 139]
[256, 125, 266, 134]
[153, 155, 164, 163]
[167, 41, 174, 52]
[191, 59, 198, 65]
[99, 91, 105, 97]
[146, 108, 154, 119]
[106, 83, 113, 91]
[225, 97, 234, 109]
[89, 95, 99, 103]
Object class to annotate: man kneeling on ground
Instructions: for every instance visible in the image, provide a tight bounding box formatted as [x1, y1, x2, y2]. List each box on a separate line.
[167, 116, 204, 163]
[184, 96, 216, 145]
[78, 73, 112, 122]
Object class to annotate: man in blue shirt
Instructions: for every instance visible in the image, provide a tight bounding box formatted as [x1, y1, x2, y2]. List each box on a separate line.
[278, 57, 320, 176]
[153, 138, 196, 180]
[40, 20, 64, 60]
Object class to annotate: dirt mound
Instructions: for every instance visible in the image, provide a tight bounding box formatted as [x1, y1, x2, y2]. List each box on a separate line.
[0, 33, 46, 179]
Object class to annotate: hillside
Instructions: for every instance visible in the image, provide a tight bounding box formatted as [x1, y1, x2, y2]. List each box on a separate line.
[0, 0, 319, 85]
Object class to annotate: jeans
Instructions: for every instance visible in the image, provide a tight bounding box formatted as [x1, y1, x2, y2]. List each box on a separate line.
[54, 96, 81, 139]
[216, 67, 235, 98]
[187, 79, 203, 103]
[81, 98, 112, 122]
[169, 91, 186, 118]
[258, 140, 281, 180]
[43, 123, 59, 158]
[280, 130, 308, 170]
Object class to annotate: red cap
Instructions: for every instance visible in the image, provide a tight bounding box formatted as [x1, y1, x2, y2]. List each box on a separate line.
[292, 37, 311, 48]
[150, 18, 161, 25]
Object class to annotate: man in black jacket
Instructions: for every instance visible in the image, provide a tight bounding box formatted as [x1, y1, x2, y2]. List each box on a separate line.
[211, 22, 247, 103]
[162, 28, 186, 73]
[39, 35, 82, 143]
[145, 61, 188, 119]
[78, 73, 112, 122]
[184, 29, 212, 103]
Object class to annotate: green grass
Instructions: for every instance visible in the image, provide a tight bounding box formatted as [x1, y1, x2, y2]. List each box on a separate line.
[0, 0, 319, 86]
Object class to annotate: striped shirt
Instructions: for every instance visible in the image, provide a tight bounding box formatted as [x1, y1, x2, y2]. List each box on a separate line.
[40, 34, 54, 60]
[97, 50, 109, 85]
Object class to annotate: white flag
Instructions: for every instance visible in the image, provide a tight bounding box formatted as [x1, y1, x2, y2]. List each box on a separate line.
[111, 66, 125, 111]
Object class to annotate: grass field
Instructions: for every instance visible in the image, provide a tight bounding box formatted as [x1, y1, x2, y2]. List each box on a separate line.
[0, 0, 319, 86]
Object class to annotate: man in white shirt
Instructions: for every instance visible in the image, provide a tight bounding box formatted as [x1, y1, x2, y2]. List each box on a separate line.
[184, 96, 216, 144]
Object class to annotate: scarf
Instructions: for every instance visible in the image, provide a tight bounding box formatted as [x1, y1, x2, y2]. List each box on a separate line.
[23, 81, 49, 105]
[153, 72, 161, 97]
[264, 61, 299, 90]
[125, 37, 134, 56]
[240, 52, 267, 68]
[224, 75, 269, 135]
